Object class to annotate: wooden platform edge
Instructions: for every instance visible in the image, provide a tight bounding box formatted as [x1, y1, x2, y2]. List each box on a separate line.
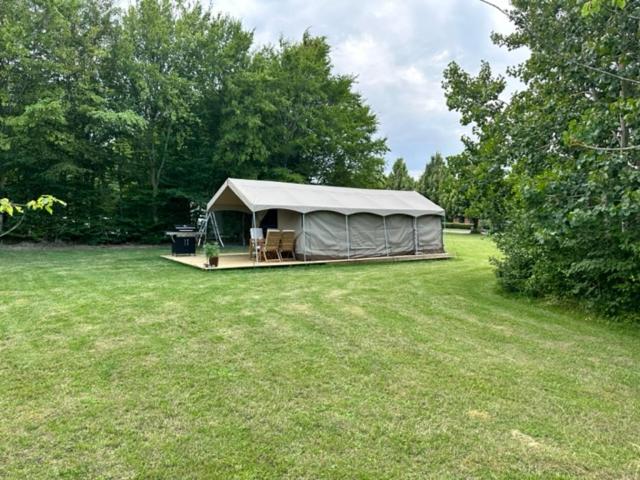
[161, 252, 453, 271]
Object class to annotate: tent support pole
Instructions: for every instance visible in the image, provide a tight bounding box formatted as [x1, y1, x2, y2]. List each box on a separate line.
[345, 215, 350, 260]
[211, 212, 224, 248]
[302, 213, 307, 262]
[383, 216, 389, 256]
[252, 211, 258, 264]
[413, 217, 418, 255]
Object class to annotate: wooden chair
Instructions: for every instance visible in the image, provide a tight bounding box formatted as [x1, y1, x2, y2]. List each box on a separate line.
[279, 230, 296, 260]
[262, 229, 282, 262]
[249, 227, 264, 260]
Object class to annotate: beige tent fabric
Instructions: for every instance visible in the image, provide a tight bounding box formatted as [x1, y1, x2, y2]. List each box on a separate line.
[298, 211, 348, 259]
[385, 215, 416, 256]
[207, 178, 444, 217]
[348, 213, 387, 258]
[417, 215, 443, 252]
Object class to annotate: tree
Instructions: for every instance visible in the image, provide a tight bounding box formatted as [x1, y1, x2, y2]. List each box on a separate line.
[442, 61, 509, 232]
[0, 0, 121, 241]
[385, 158, 415, 190]
[109, 0, 252, 229]
[444, 0, 640, 316]
[215, 32, 388, 188]
[417, 152, 446, 205]
[416, 152, 465, 220]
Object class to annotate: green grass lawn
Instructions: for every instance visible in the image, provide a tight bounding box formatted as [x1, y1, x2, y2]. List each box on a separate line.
[1, 235, 639, 479]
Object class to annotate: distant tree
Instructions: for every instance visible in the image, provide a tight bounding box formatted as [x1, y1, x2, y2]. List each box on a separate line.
[417, 152, 466, 219]
[386, 158, 415, 191]
[417, 152, 446, 204]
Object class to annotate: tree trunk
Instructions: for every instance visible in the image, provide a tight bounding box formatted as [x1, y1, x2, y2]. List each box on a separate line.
[151, 171, 159, 225]
[470, 217, 481, 234]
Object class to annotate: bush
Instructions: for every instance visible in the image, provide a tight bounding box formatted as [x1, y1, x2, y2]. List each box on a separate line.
[445, 222, 472, 230]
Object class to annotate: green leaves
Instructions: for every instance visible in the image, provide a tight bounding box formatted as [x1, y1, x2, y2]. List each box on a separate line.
[386, 158, 414, 191]
[0, 195, 66, 217]
[445, 0, 640, 317]
[0, 198, 20, 216]
[581, 0, 626, 16]
[0, 0, 387, 242]
[215, 33, 387, 188]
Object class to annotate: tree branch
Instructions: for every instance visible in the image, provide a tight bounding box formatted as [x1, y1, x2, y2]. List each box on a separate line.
[478, 0, 510, 17]
[0, 213, 25, 238]
[570, 140, 640, 169]
[574, 62, 640, 85]
[570, 140, 640, 152]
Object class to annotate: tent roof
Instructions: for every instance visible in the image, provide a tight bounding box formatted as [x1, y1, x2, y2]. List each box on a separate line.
[207, 178, 445, 217]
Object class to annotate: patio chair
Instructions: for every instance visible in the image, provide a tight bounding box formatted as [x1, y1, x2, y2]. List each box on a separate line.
[279, 230, 296, 260]
[262, 229, 282, 262]
[249, 227, 264, 260]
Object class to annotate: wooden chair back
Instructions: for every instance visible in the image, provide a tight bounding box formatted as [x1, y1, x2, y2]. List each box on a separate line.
[280, 230, 296, 259]
[262, 229, 282, 261]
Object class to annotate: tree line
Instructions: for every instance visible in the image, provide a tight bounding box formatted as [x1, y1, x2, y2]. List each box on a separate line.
[0, 0, 388, 242]
[439, 0, 639, 317]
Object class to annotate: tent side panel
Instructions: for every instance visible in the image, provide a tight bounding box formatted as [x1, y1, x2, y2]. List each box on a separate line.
[348, 213, 386, 258]
[278, 209, 301, 232]
[296, 211, 348, 260]
[386, 215, 415, 256]
[417, 215, 444, 252]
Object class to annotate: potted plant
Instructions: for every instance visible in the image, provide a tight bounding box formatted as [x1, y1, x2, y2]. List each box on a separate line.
[204, 242, 220, 267]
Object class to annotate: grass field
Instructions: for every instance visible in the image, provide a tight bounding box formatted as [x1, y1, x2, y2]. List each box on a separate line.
[1, 235, 639, 479]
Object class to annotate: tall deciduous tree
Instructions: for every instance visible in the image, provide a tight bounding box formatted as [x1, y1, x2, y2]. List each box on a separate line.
[386, 158, 415, 191]
[417, 153, 446, 206]
[443, 0, 640, 316]
[215, 32, 387, 188]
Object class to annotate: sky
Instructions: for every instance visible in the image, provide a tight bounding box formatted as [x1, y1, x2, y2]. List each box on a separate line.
[122, 0, 529, 177]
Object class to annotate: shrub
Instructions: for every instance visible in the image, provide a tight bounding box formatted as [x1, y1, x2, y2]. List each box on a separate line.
[445, 222, 471, 230]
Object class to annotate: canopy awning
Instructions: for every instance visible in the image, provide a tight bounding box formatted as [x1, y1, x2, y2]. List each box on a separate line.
[207, 178, 445, 217]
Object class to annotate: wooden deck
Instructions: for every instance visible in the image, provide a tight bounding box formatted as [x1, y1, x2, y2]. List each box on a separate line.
[161, 252, 452, 271]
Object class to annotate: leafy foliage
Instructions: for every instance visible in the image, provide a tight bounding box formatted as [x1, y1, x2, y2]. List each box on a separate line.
[0, 195, 66, 238]
[204, 242, 220, 258]
[0, 195, 66, 217]
[385, 158, 415, 190]
[443, 0, 640, 317]
[0, 0, 387, 242]
[416, 152, 465, 218]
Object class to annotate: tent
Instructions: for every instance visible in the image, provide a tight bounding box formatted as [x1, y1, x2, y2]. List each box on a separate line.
[207, 178, 445, 260]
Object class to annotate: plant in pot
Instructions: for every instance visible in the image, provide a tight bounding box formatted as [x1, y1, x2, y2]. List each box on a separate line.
[204, 242, 220, 267]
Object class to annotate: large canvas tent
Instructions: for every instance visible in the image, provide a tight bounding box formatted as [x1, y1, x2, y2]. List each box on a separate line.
[207, 178, 445, 260]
